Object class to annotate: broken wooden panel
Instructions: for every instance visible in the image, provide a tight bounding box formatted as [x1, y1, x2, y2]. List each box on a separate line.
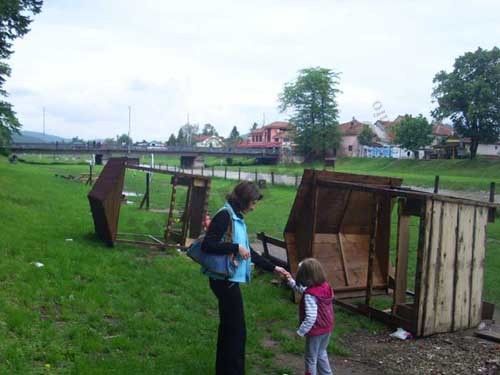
[417, 201, 490, 336]
[284, 169, 401, 298]
[87, 157, 127, 246]
[164, 173, 211, 247]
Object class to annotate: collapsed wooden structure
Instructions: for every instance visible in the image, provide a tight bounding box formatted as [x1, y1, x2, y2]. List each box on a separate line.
[284, 169, 497, 337]
[88, 157, 210, 248]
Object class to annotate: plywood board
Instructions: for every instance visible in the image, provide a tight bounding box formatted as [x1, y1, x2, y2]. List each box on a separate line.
[469, 206, 488, 327]
[433, 202, 458, 333]
[453, 204, 474, 330]
[422, 200, 443, 336]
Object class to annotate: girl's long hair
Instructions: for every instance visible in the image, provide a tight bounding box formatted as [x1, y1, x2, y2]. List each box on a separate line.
[295, 258, 327, 287]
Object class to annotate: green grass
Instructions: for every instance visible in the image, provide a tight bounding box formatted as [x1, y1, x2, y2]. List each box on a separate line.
[2, 156, 499, 373]
[0, 157, 383, 374]
[18, 153, 500, 191]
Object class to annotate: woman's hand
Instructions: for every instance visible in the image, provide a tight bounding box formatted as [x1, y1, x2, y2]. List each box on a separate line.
[238, 245, 251, 260]
[273, 266, 290, 279]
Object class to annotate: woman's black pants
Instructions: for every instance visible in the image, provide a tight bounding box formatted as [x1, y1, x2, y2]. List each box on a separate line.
[209, 278, 246, 375]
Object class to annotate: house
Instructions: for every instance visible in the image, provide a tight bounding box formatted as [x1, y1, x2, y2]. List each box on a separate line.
[238, 121, 292, 149]
[431, 123, 454, 145]
[193, 135, 225, 148]
[338, 117, 367, 157]
[373, 115, 405, 144]
[477, 142, 500, 158]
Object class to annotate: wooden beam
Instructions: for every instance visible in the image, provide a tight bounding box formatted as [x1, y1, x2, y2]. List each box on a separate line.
[365, 195, 380, 306]
[394, 211, 410, 306]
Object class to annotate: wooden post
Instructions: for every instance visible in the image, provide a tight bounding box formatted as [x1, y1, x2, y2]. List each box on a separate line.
[434, 175, 440, 194]
[146, 172, 150, 209]
[140, 172, 151, 210]
[191, 166, 194, 175]
[87, 164, 93, 185]
[271, 171, 275, 185]
[212, 166, 214, 177]
[238, 168, 241, 181]
[365, 195, 380, 307]
[165, 176, 178, 243]
[394, 205, 410, 306]
[166, 164, 168, 171]
[295, 174, 298, 187]
[255, 169, 258, 182]
[488, 182, 496, 222]
[224, 166, 227, 180]
[201, 167, 204, 176]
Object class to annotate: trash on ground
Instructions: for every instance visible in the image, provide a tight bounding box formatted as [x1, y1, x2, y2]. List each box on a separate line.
[390, 327, 412, 340]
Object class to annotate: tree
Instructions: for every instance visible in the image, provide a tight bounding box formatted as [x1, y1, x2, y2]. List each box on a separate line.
[166, 133, 176, 146]
[176, 128, 187, 146]
[279, 67, 341, 160]
[201, 123, 218, 136]
[432, 47, 500, 159]
[251, 122, 259, 131]
[178, 123, 199, 145]
[103, 137, 116, 145]
[394, 114, 433, 159]
[227, 126, 241, 146]
[116, 133, 132, 146]
[357, 125, 375, 146]
[0, 1, 43, 146]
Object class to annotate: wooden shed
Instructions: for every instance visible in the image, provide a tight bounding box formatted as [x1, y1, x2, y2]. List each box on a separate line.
[284, 169, 496, 337]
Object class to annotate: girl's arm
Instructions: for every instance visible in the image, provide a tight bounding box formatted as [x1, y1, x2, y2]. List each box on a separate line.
[297, 294, 318, 337]
[287, 277, 307, 294]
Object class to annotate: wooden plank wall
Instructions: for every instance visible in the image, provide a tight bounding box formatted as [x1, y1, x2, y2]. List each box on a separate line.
[417, 200, 488, 336]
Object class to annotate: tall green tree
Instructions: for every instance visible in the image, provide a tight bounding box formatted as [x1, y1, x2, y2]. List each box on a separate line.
[176, 128, 187, 146]
[357, 125, 375, 146]
[166, 133, 176, 146]
[227, 126, 241, 146]
[394, 114, 433, 159]
[432, 47, 500, 159]
[278, 67, 341, 160]
[178, 123, 199, 145]
[0, 0, 43, 146]
[116, 133, 132, 145]
[201, 123, 218, 136]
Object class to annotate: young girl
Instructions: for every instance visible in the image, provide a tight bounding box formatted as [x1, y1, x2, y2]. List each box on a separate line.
[286, 258, 334, 375]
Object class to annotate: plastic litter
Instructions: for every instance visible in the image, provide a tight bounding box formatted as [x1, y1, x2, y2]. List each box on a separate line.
[32, 262, 44, 268]
[390, 327, 412, 340]
[65, 238, 73, 242]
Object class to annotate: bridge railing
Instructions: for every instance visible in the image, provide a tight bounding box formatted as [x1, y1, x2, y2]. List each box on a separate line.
[7, 143, 281, 155]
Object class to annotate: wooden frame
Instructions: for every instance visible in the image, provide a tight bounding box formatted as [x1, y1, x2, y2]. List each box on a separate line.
[88, 158, 210, 249]
[284, 169, 497, 337]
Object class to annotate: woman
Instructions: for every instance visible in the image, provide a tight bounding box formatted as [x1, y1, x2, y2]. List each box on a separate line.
[202, 181, 288, 375]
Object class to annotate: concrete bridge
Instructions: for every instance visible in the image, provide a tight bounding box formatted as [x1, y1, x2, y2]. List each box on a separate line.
[4, 142, 281, 166]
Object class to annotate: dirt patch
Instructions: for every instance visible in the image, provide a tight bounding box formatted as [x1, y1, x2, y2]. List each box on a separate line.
[337, 328, 500, 375]
[267, 329, 500, 374]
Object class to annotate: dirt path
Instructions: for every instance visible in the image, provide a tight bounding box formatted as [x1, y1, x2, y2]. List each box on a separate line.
[269, 328, 500, 375]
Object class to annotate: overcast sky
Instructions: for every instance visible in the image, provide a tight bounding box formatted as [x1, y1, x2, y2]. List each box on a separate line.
[6, 0, 500, 141]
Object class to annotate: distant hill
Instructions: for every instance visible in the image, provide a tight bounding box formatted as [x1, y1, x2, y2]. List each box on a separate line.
[12, 131, 68, 143]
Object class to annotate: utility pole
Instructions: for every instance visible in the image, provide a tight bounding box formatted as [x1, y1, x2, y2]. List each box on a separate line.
[128, 105, 131, 154]
[262, 112, 265, 126]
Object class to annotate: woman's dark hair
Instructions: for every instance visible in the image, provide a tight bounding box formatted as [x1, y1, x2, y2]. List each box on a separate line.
[295, 258, 327, 287]
[226, 181, 263, 212]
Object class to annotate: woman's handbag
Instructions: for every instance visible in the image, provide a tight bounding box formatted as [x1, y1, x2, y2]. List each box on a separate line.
[186, 211, 238, 277]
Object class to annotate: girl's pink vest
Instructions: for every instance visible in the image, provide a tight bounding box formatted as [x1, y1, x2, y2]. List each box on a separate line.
[299, 282, 334, 336]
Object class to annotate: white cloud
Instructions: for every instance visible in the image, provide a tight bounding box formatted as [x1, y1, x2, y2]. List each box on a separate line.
[5, 0, 500, 140]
